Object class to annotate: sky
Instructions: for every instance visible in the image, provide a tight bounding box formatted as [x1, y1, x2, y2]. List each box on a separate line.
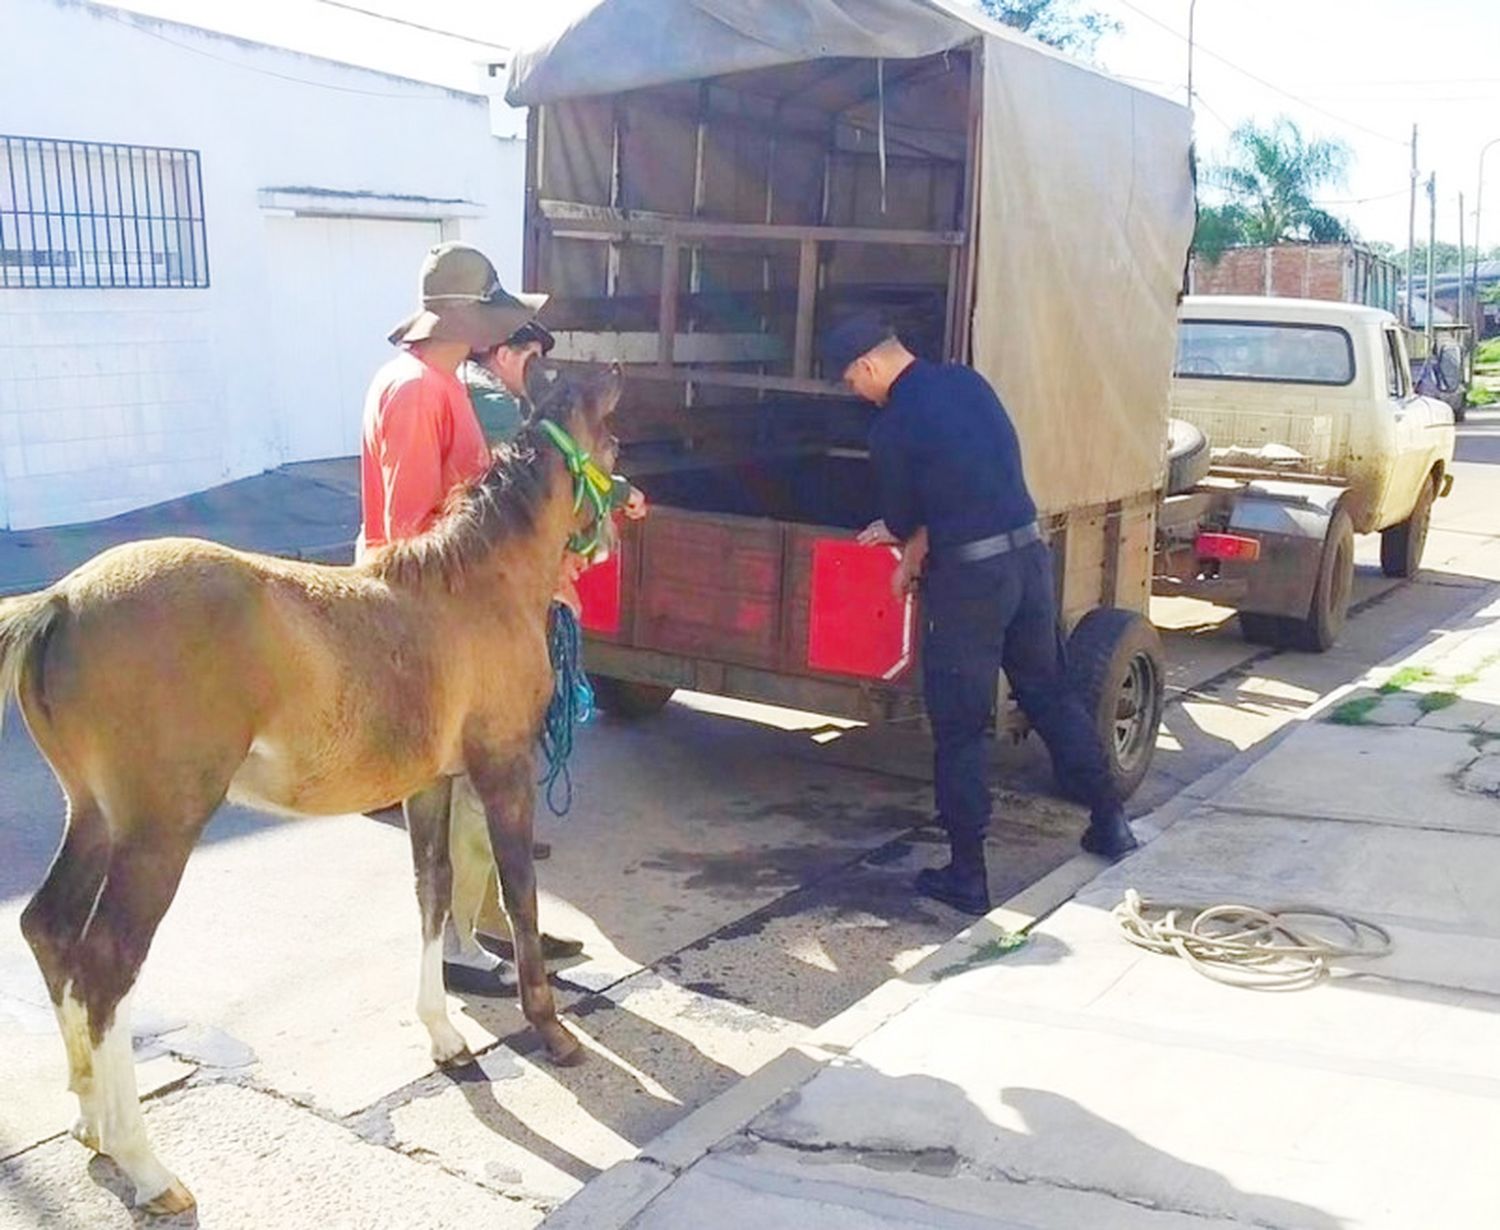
[91, 0, 1500, 251]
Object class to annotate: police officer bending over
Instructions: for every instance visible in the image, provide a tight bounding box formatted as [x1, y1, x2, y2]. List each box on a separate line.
[821, 313, 1138, 917]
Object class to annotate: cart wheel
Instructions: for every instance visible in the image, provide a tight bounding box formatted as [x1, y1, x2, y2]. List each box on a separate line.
[1064, 608, 1166, 802]
[1380, 476, 1435, 579]
[590, 676, 675, 720]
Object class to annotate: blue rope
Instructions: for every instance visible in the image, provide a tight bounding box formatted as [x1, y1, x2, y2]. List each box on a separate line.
[539, 602, 594, 816]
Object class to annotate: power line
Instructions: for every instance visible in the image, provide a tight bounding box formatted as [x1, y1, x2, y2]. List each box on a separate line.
[1203, 179, 1411, 208]
[1112, 0, 1407, 147]
[311, 0, 511, 53]
[95, 6, 462, 99]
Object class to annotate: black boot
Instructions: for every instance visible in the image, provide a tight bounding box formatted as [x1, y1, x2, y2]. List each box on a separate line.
[442, 960, 518, 997]
[916, 837, 991, 916]
[1081, 805, 1138, 859]
[476, 931, 586, 962]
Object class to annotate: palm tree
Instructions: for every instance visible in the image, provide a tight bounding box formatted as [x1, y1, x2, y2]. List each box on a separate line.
[978, 0, 1118, 58]
[1196, 118, 1353, 261]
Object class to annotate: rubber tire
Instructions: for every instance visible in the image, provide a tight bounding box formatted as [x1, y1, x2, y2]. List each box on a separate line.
[1453, 405, 1467, 424]
[1380, 477, 1435, 579]
[1063, 608, 1166, 803]
[1239, 507, 1355, 653]
[1165, 418, 1212, 496]
[590, 676, 675, 720]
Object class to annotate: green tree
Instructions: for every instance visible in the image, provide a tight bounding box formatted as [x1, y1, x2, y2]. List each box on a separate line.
[1195, 118, 1353, 262]
[977, 0, 1120, 58]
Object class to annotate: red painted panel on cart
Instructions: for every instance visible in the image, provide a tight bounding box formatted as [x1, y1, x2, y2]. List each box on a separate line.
[577, 546, 622, 636]
[807, 540, 915, 681]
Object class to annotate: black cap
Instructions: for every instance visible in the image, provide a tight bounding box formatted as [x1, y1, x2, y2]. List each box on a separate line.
[506, 318, 556, 355]
[820, 311, 896, 375]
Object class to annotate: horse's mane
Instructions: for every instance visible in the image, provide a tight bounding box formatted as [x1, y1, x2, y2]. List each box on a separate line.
[370, 374, 580, 592]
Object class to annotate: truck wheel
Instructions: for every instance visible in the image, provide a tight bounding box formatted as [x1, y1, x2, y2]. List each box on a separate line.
[590, 676, 675, 719]
[1380, 477, 1435, 579]
[1064, 608, 1166, 802]
[1165, 418, 1211, 496]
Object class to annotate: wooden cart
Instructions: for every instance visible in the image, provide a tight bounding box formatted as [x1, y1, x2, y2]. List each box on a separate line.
[507, 2, 1195, 798]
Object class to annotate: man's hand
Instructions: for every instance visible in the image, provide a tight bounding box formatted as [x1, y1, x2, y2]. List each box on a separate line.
[891, 526, 929, 598]
[891, 553, 920, 598]
[622, 485, 647, 520]
[858, 519, 897, 547]
[554, 553, 586, 614]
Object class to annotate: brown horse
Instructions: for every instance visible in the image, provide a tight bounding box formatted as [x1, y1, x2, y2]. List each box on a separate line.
[0, 366, 622, 1215]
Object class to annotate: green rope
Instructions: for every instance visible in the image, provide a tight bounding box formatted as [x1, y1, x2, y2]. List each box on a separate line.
[539, 602, 594, 816]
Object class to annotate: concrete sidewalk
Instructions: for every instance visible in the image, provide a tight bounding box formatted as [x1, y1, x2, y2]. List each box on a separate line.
[548, 589, 1500, 1229]
[0, 459, 359, 595]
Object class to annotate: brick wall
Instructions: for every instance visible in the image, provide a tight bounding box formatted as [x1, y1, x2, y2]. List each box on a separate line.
[1192, 244, 1353, 301]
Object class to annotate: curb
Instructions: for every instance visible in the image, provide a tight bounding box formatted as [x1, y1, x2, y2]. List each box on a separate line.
[542, 578, 1500, 1229]
[543, 855, 1137, 1230]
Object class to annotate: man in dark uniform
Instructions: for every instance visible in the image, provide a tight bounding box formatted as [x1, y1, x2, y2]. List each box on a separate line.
[821, 313, 1138, 916]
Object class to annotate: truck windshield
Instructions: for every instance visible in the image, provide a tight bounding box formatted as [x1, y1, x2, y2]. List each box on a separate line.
[1175, 321, 1355, 386]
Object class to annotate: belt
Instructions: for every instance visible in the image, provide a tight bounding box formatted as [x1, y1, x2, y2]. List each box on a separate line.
[944, 522, 1044, 564]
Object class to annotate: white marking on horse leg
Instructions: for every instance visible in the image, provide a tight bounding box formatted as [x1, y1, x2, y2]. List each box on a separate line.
[80, 989, 191, 1210]
[57, 988, 100, 1151]
[418, 938, 470, 1066]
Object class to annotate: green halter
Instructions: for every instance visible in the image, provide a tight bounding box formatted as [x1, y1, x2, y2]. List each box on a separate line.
[538, 418, 622, 557]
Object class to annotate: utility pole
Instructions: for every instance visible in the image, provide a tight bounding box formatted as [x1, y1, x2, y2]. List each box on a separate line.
[1475, 137, 1500, 338]
[1458, 191, 1467, 333]
[1426, 172, 1437, 348]
[1405, 124, 1418, 328]
[1186, 0, 1198, 108]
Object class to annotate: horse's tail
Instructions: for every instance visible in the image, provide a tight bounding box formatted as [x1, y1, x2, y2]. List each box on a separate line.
[0, 588, 62, 735]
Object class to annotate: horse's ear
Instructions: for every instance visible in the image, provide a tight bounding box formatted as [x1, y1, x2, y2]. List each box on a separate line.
[586, 364, 624, 423]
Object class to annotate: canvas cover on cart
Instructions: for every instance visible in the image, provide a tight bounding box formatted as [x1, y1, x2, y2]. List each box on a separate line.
[508, 0, 1195, 511]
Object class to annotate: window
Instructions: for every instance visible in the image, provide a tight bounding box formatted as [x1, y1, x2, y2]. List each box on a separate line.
[1175, 320, 1355, 387]
[0, 135, 208, 289]
[1383, 330, 1407, 399]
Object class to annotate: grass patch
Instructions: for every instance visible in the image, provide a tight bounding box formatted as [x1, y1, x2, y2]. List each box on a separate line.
[1469, 384, 1499, 407]
[1477, 337, 1500, 368]
[1380, 666, 1433, 694]
[1419, 691, 1460, 714]
[1330, 696, 1383, 725]
[1452, 651, 1500, 690]
[932, 932, 1028, 980]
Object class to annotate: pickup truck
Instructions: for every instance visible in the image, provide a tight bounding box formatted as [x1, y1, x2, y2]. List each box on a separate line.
[1156, 296, 1456, 650]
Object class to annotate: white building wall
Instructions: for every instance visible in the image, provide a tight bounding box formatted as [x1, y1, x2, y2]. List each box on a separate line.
[0, 0, 526, 529]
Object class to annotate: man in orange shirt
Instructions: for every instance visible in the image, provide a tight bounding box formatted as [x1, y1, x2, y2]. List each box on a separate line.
[361, 241, 556, 995]
[360, 243, 545, 552]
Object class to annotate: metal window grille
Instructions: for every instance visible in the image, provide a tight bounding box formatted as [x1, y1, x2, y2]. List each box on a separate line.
[0, 135, 209, 289]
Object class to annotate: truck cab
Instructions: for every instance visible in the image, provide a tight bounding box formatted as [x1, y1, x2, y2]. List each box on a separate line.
[1172, 296, 1455, 577]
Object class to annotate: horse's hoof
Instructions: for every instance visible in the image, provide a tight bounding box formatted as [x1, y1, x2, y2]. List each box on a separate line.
[139, 1180, 196, 1217]
[436, 1046, 477, 1071]
[546, 1031, 587, 1068]
[69, 1117, 100, 1153]
[551, 1044, 587, 1069]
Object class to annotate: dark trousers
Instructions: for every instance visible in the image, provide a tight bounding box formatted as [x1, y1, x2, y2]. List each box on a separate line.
[922, 542, 1117, 846]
